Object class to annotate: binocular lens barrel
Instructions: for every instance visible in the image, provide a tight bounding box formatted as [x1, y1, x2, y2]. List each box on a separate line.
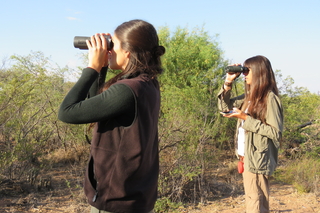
[73, 35, 113, 50]
[225, 65, 249, 73]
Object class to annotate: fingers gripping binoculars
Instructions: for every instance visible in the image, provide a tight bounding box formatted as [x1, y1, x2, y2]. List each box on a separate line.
[225, 65, 249, 73]
[73, 35, 114, 50]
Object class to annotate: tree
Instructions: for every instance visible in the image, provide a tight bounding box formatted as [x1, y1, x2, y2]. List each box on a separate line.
[0, 51, 84, 180]
[156, 26, 234, 205]
[275, 71, 320, 148]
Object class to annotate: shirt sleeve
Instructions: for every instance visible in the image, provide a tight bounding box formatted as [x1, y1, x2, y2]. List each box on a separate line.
[58, 67, 135, 124]
[217, 86, 245, 111]
[87, 67, 108, 98]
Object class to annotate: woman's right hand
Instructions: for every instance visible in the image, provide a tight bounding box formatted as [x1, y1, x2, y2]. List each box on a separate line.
[225, 63, 241, 82]
[86, 33, 109, 73]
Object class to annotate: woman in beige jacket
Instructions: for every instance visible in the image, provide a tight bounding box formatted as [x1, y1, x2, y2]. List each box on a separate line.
[218, 55, 284, 213]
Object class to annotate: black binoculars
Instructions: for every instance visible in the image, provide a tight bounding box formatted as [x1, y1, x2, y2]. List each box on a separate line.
[225, 65, 249, 73]
[73, 35, 114, 50]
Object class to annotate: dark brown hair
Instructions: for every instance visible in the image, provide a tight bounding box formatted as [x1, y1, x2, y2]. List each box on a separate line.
[243, 55, 279, 123]
[104, 19, 165, 89]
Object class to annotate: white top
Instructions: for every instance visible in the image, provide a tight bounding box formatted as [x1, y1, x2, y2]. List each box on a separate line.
[237, 104, 249, 156]
[237, 125, 245, 156]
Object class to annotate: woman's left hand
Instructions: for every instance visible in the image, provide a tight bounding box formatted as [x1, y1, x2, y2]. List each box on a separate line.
[222, 108, 248, 120]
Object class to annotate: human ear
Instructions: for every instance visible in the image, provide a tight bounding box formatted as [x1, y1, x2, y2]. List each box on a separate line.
[125, 51, 130, 59]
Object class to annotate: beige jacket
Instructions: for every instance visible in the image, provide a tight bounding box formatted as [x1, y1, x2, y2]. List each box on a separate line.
[218, 88, 283, 175]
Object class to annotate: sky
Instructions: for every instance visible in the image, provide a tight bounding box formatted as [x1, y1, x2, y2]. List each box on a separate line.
[1, 0, 319, 94]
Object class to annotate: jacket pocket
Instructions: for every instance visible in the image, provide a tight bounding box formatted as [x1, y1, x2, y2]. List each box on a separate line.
[250, 135, 269, 170]
[88, 156, 97, 190]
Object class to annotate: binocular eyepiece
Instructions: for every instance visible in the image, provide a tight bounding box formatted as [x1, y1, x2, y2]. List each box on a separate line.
[73, 35, 114, 50]
[225, 65, 249, 73]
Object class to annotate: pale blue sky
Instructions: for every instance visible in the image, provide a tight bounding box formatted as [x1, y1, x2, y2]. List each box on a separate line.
[1, 0, 319, 93]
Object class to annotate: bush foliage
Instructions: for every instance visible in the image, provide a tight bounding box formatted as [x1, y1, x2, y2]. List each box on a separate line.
[0, 26, 319, 211]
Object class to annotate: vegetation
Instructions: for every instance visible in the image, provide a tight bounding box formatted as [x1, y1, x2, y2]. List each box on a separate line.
[0, 26, 319, 212]
[157, 26, 230, 206]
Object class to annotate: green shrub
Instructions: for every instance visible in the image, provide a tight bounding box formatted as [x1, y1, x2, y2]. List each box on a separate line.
[274, 157, 320, 194]
[154, 197, 182, 213]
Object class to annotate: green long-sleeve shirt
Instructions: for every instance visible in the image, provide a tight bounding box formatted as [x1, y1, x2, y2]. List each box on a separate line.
[58, 67, 135, 125]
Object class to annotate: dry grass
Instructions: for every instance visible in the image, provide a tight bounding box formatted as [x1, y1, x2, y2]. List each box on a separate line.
[43, 146, 89, 166]
[0, 146, 90, 213]
[1, 138, 319, 213]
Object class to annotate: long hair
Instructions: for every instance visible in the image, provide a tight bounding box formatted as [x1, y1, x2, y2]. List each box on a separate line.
[103, 19, 165, 89]
[242, 55, 279, 123]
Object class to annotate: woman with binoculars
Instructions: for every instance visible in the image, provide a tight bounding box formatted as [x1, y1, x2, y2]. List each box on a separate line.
[218, 55, 284, 213]
[59, 19, 165, 213]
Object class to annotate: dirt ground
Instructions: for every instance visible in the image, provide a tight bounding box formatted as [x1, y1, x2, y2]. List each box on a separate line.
[0, 171, 320, 213]
[0, 165, 91, 213]
[179, 182, 320, 213]
[1, 167, 319, 213]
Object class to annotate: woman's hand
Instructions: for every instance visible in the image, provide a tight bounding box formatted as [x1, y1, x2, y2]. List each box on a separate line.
[222, 108, 248, 120]
[226, 63, 242, 82]
[223, 63, 241, 90]
[86, 33, 110, 72]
